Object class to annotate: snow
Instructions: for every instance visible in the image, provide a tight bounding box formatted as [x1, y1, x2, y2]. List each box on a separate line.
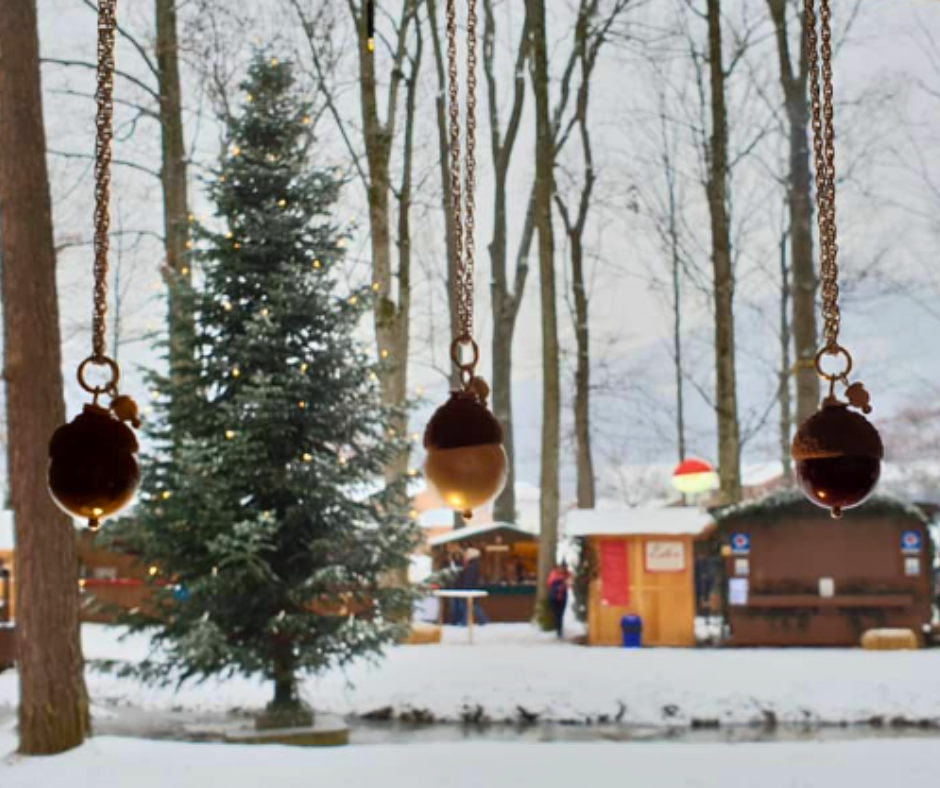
[565, 506, 713, 537]
[1, 734, 940, 788]
[3, 624, 940, 727]
[428, 522, 535, 546]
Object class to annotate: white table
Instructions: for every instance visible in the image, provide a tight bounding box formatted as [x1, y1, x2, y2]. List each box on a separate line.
[432, 589, 489, 644]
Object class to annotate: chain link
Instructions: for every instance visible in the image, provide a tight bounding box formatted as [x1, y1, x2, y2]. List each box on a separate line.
[805, 0, 841, 352]
[446, 0, 477, 345]
[91, 0, 118, 361]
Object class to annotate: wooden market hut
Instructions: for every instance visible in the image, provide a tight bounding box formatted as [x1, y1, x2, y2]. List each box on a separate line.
[566, 507, 714, 647]
[710, 490, 934, 647]
[429, 522, 539, 622]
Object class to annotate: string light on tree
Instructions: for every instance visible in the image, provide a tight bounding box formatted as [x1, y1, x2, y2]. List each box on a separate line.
[424, 0, 507, 520]
[791, 0, 883, 519]
[47, 0, 140, 532]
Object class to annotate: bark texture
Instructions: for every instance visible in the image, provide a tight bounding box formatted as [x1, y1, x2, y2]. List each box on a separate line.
[705, 0, 742, 505]
[353, 0, 418, 480]
[0, 0, 90, 754]
[155, 0, 194, 415]
[768, 0, 819, 425]
[426, 0, 461, 390]
[483, 0, 530, 524]
[527, 0, 561, 624]
[779, 225, 793, 478]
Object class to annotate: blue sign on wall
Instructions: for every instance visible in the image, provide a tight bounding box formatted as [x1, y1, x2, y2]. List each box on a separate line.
[730, 533, 751, 555]
[901, 530, 922, 554]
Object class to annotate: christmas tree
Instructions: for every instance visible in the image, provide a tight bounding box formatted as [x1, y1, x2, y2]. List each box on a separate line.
[118, 53, 416, 728]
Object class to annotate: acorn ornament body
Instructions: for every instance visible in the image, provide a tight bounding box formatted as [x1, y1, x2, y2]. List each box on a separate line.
[424, 378, 507, 520]
[791, 383, 883, 519]
[48, 399, 141, 530]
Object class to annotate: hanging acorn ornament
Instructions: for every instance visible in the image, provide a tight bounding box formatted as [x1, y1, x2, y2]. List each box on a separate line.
[48, 0, 141, 532]
[423, 0, 507, 520]
[790, 0, 882, 519]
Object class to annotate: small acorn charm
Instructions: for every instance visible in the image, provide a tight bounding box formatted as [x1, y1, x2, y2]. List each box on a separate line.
[791, 382, 882, 519]
[48, 398, 141, 530]
[424, 378, 507, 520]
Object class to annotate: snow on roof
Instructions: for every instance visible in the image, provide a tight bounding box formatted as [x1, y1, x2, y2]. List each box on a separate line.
[0, 511, 14, 552]
[417, 508, 456, 529]
[742, 461, 784, 488]
[565, 506, 713, 538]
[428, 521, 536, 547]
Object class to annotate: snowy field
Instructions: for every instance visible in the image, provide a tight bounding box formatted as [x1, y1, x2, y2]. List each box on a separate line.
[2, 624, 940, 727]
[1, 734, 940, 788]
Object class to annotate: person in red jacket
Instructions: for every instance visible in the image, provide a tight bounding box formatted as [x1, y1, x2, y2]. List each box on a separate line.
[546, 562, 572, 639]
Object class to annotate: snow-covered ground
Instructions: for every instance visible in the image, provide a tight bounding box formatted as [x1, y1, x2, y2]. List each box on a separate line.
[3, 624, 940, 727]
[1, 734, 940, 788]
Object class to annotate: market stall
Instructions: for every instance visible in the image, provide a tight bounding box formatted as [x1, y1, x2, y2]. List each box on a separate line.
[566, 507, 713, 647]
[710, 490, 934, 647]
[429, 522, 538, 623]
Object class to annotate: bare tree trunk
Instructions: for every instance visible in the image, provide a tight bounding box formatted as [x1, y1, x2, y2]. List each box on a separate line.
[351, 0, 416, 481]
[156, 0, 193, 421]
[705, 0, 742, 505]
[554, 1, 598, 510]
[768, 0, 819, 424]
[568, 223, 595, 508]
[0, 0, 90, 754]
[671, 200, 686, 464]
[426, 0, 461, 390]
[778, 222, 793, 479]
[528, 0, 560, 626]
[483, 0, 529, 524]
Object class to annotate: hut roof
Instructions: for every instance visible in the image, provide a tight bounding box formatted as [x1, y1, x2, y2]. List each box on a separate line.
[565, 506, 713, 538]
[712, 488, 929, 525]
[428, 521, 536, 547]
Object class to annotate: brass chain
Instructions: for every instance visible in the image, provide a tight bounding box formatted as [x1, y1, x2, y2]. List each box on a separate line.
[446, 0, 477, 346]
[805, 0, 841, 353]
[91, 0, 117, 362]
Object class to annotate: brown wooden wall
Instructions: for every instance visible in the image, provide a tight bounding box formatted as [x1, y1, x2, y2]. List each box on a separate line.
[587, 534, 697, 647]
[717, 514, 933, 646]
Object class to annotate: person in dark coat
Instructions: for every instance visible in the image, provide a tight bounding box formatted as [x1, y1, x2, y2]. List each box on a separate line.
[546, 562, 571, 639]
[448, 549, 465, 625]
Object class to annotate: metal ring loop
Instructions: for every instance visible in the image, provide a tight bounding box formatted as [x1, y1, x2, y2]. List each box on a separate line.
[450, 336, 479, 373]
[813, 345, 852, 382]
[77, 355, 120, 396]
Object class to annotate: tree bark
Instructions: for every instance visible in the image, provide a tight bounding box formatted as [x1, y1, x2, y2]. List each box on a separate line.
[768, 0, 819, 425]
[528, 0, 561, 625]
[483, 0, 529, 524]
[569, 222, 595, 509]
[352, 0, 416, 481]
[155, 0, 194, 421]
[555, 0, 608, 510]
[779, 223, 793, 479]
[426, 0, 461, 391]
[670, 190, 686, 464]
[0, 0, 90, 754]
[705, 0, 742, 505]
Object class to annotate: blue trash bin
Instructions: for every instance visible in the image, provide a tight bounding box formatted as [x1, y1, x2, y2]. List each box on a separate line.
[621, 614, 642, 648]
